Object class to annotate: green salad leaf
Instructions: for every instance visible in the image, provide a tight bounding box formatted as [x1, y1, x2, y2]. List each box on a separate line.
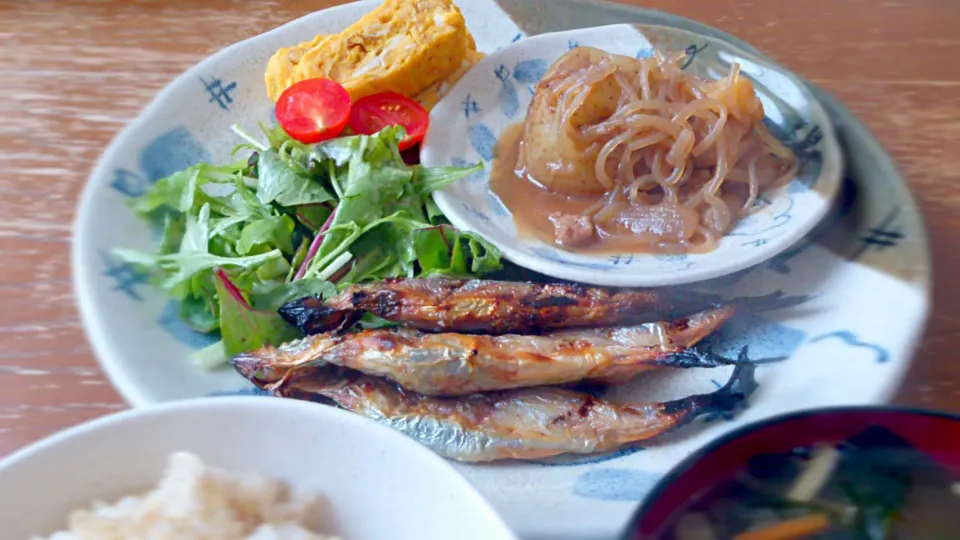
[299, 126, 490, 280]
[115, 123, 500, 369]
[237, 215, 296, 256]
[256, 149, 335, 207]
[214, 269, 300, 358]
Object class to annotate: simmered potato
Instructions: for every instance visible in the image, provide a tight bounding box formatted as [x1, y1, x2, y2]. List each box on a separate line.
[519, 47, 638, 196]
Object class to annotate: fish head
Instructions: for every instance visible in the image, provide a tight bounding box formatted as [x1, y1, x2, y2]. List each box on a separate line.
[278, 295, 360, 334]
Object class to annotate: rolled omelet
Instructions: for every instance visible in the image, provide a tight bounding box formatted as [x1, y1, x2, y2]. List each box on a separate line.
[265, 0, 482, 110]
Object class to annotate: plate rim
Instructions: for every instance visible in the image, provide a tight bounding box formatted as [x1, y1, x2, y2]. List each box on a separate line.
[67, 2, 934, 537]
[69, 2, 385, 407]
[426, 21, 845, 287]
[69, 0, 932, 417]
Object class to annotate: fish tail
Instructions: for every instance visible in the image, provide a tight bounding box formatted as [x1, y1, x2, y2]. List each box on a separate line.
[659, 345, 786, 369]
[661, 348, 759, 419]
[730, 290, 814, 313]
[662, 290, 812, 317]
[709, 358, 759, 412]
[656, 348, 729, 369]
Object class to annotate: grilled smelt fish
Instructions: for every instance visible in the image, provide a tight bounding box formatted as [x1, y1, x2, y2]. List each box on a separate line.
[263, 361, 757, 462]
[235, 307, 734, 396]
[280, 277, 689, 335]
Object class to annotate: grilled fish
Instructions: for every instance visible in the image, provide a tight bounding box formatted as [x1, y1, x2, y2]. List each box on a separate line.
[264, 360, 757, 462]
[235, 306, 734, 396]
[279, 277, 694, 335]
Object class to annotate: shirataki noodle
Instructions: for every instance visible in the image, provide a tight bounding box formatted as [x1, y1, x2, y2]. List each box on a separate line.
[501, 46, 797, 253]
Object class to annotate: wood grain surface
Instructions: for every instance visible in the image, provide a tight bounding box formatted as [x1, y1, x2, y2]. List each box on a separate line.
[1, 0, 958, 456]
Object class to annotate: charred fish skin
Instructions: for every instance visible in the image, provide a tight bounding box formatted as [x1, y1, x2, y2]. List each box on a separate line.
[234, 307, 736, 396]
[276, 298, 360, 335]
[280, 277, 669, 335]
[271, 358, 758, 462]
[278, 277, 810, 336]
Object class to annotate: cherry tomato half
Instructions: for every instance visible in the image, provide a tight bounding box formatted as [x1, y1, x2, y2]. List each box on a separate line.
[349, 92, 430, 151]
[275, 78, 352, 144]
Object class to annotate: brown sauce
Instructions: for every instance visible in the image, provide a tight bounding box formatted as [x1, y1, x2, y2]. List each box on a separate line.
[489, 123, 701, 255]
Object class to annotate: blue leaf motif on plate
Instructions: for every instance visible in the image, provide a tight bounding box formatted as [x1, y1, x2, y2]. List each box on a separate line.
[200, 76, 238, 111]
[770, 120, 825, 189]
[450, 157, 486, 184]
[728, 195, 794, 237]
[788, 179, 810, 194]
[652, 253, 695, 269]
[100, 250, 149, 301]
[700, 310, 807, 361]
[486, 189, 509, 217]
[608, 254, 637, 266]
[207, 386, 271, 397]
[110, 168, 149, 198]
[156, 300, 220, 350]
[461, 202, 492, 223]
[534, 446, 645, 467]
[767, 238, 817, 274]
[495, 65, 520, 118]
[797, 151, 824, 189]
[680, 43, 709, 70]
[497, 32, 523, 51]
[572, 468, 663, 501]
[530, 246, 614, 271]
[461, 94, 481, 119]
[513, 59, 548, 84]
[653, 254, 688, 262]
[741, 237, 775, 248]
[851, 206, 903, 262]
[636, 47, 655, 59]
[810, 331, 889, 364]
[467, 123, 497, 161]
[139, 126, 211, 182]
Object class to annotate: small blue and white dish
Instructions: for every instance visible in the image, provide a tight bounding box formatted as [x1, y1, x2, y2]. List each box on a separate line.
[422, 23, 844, 287]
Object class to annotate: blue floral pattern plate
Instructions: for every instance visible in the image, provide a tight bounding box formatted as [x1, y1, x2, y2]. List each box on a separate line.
[70, 1, 930, 539]
[423, 23, 843, 287]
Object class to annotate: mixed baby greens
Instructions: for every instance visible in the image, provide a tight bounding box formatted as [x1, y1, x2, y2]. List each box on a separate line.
[116, 124, 500, 368]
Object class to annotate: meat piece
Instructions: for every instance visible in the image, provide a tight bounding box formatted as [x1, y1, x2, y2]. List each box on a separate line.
[549, 213, 597, 248]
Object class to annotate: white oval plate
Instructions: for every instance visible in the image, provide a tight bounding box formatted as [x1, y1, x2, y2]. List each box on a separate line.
[423, 23, 843, 287]
[0, 397, 516, 540]
[71, 1, 930, 538]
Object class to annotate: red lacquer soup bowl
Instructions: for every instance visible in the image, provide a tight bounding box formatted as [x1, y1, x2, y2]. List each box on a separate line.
[622, 407, 960, 539]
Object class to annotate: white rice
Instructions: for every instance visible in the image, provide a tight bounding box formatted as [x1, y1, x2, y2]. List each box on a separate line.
[34, 451, 340, 540]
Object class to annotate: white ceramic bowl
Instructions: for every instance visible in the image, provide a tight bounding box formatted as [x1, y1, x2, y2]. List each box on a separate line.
[422, 24, 844, 287]
[0, 397, 517, 540]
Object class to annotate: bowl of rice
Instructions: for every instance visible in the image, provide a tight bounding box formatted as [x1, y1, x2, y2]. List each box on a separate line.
[0, 397, 516, 540]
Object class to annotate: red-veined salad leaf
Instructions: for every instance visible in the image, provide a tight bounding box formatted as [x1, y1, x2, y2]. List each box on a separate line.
[114, 123, 499, 370]
[214, 269, 299, 357]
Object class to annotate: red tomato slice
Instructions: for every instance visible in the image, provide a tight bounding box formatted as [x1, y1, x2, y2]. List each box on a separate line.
[275, 78, 351, 144]
[349, 92, 430, 151]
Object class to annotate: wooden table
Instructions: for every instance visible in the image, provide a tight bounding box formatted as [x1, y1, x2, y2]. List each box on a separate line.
[1, 0, 958, 456]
